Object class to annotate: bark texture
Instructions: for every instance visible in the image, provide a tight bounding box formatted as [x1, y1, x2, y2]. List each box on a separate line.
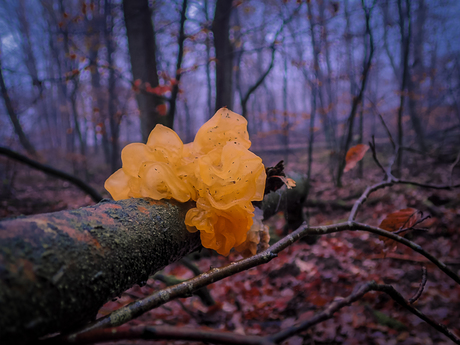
[0, 198, 200, 344]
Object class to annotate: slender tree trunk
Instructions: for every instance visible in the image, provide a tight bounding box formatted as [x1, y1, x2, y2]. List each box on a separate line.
[406, 0, 426, 151]
[0, 61, 37, 156]
[204, 0, 213, 118]
[42, 3, 75, 162]
[396, 0, 411, 176]
[306, 1, 332, 153]
[17, 0, 53, 150]
[123, 0, 167, 142]
[168, 0, 188, 125]
[319, 0, 338, 151]
[105, 0, 121, 172]
[212, 0, 234, 111]
[86, 4, 111, 165]
[358, 101, 364, 178]
[283, 54, 289, 164]
[337, 1, 375, 187]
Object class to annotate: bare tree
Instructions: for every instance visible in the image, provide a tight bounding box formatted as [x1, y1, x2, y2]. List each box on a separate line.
[212, 0, 234, 111]
[123, 0, 166, 142]
[0, 59, 37, 156]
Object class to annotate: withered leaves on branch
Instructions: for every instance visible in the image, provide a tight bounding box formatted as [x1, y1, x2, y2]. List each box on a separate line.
[379, 208, 423, 248]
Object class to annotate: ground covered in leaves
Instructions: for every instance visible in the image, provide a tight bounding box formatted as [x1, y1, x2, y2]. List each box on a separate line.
[1, 148, 460, 344]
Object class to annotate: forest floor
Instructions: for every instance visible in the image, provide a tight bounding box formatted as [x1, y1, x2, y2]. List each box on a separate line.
[1, 147, 460, 344]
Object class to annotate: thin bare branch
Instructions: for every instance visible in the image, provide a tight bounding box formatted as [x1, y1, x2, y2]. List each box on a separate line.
[449, 151, 460, 186]
[368, 136, 387, 177]
[408, 266, 427, 304]
[394, 214, 431, 235]
[270, 280, 460, 345]
[377, 113, 396, 150]
[48, 325, 273, 345]
[349, 180, 394, 221]
[397, 179, 460, 190]
[0, 146, 103, 202]
[375, 283, 460, 344]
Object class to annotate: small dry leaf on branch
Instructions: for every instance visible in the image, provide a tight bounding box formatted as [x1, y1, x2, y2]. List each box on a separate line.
[379, 208, 423, 248]
[344, 144, 369, 172]
[379, 208, 423, 232]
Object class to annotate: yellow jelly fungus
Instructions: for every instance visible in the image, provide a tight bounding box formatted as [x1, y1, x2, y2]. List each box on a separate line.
[105, 108, 267, 256]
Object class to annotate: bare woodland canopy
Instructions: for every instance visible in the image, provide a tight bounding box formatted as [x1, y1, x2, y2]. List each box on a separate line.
[0, 0, 459, 180]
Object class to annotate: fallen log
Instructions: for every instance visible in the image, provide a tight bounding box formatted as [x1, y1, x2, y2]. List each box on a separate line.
[0, 198, 200, 344]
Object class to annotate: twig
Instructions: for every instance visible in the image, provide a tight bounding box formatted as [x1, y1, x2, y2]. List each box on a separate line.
[408, 266, 427, 304]
[397, 179, 460, 190]
[269, 280, 460, 345]
[268, 282, 375, 343]
[348, 180, 394, 221]
[0, 146, 103, 202]
[374, 283, 460, 344]
[47, 325, 272, 345]
[394, 214, 431, 235]
[368, 136, 387, 177]
[377, 113, 396, 150]
[350, 143, 460, 223]
[449, 152, 460, 187]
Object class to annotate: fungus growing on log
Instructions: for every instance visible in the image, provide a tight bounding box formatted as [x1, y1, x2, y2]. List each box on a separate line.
[105, 108, 267, 256]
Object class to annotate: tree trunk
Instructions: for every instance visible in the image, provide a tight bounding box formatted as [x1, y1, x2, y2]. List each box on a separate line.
[212, 0, 234, 111]
[0, 60, 37, 156]
[86, 4, 111, 165]
[336, 2, 374, 187]
[204, 0, 213, 118]
[0, 198, 200, 344]
[406, 0, 426, 152]
[168, 0, 188, 125]
[123, 0, 168, 142]
[17, 0, 53, 150]
[105, 0, 121, 172]
[306, 1, 333, 154]
[396, 0, 411, 176]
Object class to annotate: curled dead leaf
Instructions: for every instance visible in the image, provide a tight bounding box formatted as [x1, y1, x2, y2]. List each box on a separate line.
[379, 208, 423, 249]
[344, 144, 369, 172]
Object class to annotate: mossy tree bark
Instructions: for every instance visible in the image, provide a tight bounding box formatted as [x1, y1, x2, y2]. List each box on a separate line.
[0, 198, 201, 344]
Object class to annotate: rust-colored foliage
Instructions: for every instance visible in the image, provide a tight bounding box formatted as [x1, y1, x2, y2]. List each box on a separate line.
[379, 208, 422, 233]
[379, 208, 422, 248]
[156, 103, 168, 116]
[146, 84, 172, 96]
[344, 144, 369, 172]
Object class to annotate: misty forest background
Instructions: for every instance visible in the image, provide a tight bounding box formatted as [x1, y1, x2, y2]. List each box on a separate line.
[1, 0, 459, 197]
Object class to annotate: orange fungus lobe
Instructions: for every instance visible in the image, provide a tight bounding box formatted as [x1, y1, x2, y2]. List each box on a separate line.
[104, 108, 266, 256]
